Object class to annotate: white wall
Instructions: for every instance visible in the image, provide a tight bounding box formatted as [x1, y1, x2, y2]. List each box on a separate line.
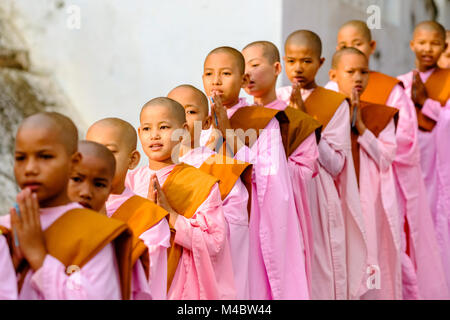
[5, 0, 283, 164]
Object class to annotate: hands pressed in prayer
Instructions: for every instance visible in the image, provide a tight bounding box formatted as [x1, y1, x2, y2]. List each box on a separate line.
[289, 83, 307, 112]
[411, 71, 429, 109]
[148, 174, 178, 227]
[10, 188, 47, 271]
[351, 87, 367, 136]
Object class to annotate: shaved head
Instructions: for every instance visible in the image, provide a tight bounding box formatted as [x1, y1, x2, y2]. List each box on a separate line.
[243, 41, 280, 64]
[332, 47, 368, 69]
[88, 117, 137, 151]
[168, 84, 209, 114]
[338, 20, 372, 42]
[140, 97, 186, 125]
[18, 112, 78, 155]
[205, 46, 245, 74]
[414, 20, 446, 41]
[78, 140, 116, 178]
[285, 30, 322, 58]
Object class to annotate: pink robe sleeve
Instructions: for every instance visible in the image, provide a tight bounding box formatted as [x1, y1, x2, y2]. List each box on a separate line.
[317, 101, 348, 177]
[131, 260, 152, 300]
[421, 98, 446, 122]
[29, 243, 122, 300]
[0, 236, 17, 300]
[139, 218, 171, 300]
[287, 132, 319, 292]
[169, 184, 236, 300]
[222, 177, 250, 300]
[235, 118, 309, 300]
[357, 120, 397, 171]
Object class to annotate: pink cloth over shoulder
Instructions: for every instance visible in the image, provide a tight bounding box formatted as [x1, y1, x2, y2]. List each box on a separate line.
[357, 120, 402, 300]
[126, 164, 236, 300]
[200, 98, 309, 300]
[398, 69, 450, 298]
[180, 146, 250, 300]
[277, 86, 368, 300]
[263, 98, 318, 294]
[0, 235, 17, 299]
[0, 202, 122, 300]
[105, 187, 171, 300]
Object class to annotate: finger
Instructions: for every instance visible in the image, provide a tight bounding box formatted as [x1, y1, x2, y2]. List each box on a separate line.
[31, 192, 41, 229]
[10, 207, 21, 248]
[16, 191, 28, 227]
[23, 188, 35, 227]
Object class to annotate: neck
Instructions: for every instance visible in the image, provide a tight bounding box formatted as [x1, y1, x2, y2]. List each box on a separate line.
[223, 96, 240, 109]
[416, 60, 437, 73]
[253, 87, 277, 106]
[40, 189, 72, 209]
[301, 80, 318, 90]
[148, 158, 175, 171]
[111, 181, 126, 195]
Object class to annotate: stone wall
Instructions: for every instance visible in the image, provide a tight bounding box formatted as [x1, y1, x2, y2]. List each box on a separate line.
[0, 5, 83, 215]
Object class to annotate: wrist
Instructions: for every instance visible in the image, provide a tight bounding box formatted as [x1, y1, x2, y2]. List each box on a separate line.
[28, 250, 47, 271]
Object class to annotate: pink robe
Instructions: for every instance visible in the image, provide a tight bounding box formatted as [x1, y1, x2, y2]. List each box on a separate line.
[126, 164, 236, 300]
[0, 202, 123, 300]
[277, 86, 368, 300]
[262, 98, 318, 294]
[179, 146, 250, 300]
[201, 98, 309, 300]
[328, 78, 448, 299]
[105, 187, 171, 300]
[0, 235, 17, 299]
[398, 69, 450, 296]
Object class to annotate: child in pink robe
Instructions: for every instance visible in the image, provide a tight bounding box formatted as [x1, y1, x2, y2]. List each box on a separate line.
[242, 41, 320, 295]
[330, 47, 402, 300]
[86, 118, 171, 300]
[0, 233, 17, 299]
[397, 20, 450, 297]
[67, 140, 152, 300]
[126, 97, 236, 300]
[0, 112, 129, 300]
[328, 19, 447, 299]
[276, 32, 368, 300]
[202, 46, 309, 300]
[167, 84, 250, 300]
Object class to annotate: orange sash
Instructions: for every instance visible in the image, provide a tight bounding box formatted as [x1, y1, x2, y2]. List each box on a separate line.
[351, 101, 399, 184]
[283, 107, 322, 154]
[360, 71, 402, 105]
[112, 195, 169, 279]
[304, 86, 349, 130]
[199, 153, 252, 217]
[162, 163, 219, 290]
[10, 208, 133, 300]
[229, 105, 318, 157]
[417, 68, 450, 132]
[0, 225, 12, 253]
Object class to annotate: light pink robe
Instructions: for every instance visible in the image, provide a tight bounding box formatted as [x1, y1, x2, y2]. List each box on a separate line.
[126, 164, 236, 300]
[262, 98, 318, 294]
[0, 202, 123, 300]
[179, 146, 250, 300]
[0, 235, 17, 299]
[201, 98, 309, 300]
[398, 69, 450, 296]
[105, 187, 171, 300]
[327, 77, 448, 299]
[277, 86, 368, 300]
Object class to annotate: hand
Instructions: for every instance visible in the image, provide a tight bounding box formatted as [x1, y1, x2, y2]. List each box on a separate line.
[10, 188, 47, 271]
[351, 87, 366, 135]
[289, 83, 306, 112]
[210, 92, 245, 154]
[411, 71, 428, 108]
[210, 92, 232, 137]
[148, 174, 178, 227]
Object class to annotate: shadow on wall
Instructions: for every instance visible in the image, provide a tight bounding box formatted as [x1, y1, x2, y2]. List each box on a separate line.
[0, 7, 82, 215]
